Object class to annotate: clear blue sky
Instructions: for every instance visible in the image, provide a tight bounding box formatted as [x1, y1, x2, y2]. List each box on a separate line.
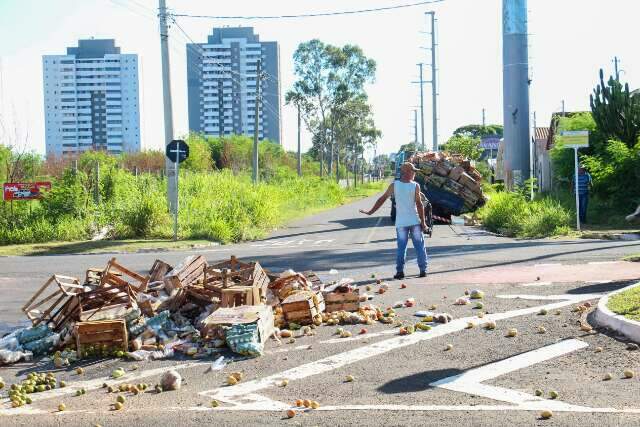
[1, 0, 638, 158]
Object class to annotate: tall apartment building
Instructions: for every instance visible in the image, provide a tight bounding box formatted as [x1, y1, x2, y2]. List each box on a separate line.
[43, 39, 141, 157]
[187, 27, 281, 144]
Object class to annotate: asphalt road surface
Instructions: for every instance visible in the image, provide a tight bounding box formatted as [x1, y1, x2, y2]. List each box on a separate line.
[1, 194, 640, 426]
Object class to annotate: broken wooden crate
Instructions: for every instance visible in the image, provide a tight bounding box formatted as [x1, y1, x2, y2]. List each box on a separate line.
[163, 255, 207, 293]
[148, 259, 173, 283]
[100, 257, 149, 293]
[323, 289, 360, 313]
[268, 273, 314, 303]
[22, 275, 85, 330]
[281, 291, 325, 325]
[77, 283, 137, 322]
[75, 319, 128, 358]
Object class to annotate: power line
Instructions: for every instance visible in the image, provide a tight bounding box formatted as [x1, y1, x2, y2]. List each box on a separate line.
[171, 0, 445, 20]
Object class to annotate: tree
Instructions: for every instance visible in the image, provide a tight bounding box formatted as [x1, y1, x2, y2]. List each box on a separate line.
[287, 40, 376, 175]
[453, 124, 503, 139]
[443, 135, 482, 160]
[590, 68, 640, 148]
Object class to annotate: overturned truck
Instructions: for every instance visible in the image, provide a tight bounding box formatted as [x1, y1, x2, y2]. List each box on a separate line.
[392, 151, 487, 223]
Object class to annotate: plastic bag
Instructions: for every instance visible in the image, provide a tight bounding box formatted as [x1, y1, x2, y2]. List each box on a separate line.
[16, 325, 51, 344]
[208, 355, 227, 372]
[22, 332, 60, 356]
[0, 349, 33, 365]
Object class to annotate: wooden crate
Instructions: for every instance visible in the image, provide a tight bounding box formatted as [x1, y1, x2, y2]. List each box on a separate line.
[149, 259, 173, 283]
[448, 166, 465, 182]
[164, 255, 207, 293]
[433, 162, 452, 177]
[22, 275, 85, 329]
[75, 319, 128, 357]
[302, 271, 323, 292]
[204, 257, 270, 304]
[100, 258, 149, 293]
[269, 273, 314, 302]
[324, 290, 360, 313]
[458, 172, 482, 195]
[281, 291, 325, 325]
[78, 284, 135, 322]
[443, 178, 465, 195]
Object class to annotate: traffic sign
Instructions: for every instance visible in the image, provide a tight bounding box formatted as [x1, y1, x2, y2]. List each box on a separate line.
[166, 140, 189, 163]
[560, 130, 589, 148]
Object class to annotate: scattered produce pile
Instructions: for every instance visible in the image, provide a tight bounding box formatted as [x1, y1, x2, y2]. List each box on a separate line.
[1, 256, 637, 422]
[409, 151, 487, 212]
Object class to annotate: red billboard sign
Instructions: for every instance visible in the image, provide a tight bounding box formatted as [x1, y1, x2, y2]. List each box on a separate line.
[3, 182, 52, 201]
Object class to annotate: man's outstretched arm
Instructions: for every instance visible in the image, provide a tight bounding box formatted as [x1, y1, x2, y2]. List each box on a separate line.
[360, 183, 394, 215]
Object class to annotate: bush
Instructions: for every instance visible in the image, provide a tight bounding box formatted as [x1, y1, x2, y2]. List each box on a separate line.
[478, 192, 571, 238]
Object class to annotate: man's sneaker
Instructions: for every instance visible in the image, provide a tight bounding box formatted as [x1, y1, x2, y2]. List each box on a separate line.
[393, 272, 405, 280]
[419, 271, 427, 278]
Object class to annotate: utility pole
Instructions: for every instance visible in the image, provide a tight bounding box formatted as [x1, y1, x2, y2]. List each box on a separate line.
[531, 111, 536, 201]
[613, 56, 620, 79]
[562, 99, 565, 115]
[297, 103, 302, 177]
[158, 0, 177, 212]
[252, 59, 262, 184]
[502, 0, 531, 187]
[482, 108, 486, 127]
[412, 63, 426, 150]
[426, 11, 438, 151]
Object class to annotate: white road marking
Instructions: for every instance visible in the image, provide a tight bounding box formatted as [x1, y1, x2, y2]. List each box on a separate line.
[198, 293, 601, 411]
[431, 339, 591, 411]
[586, 280, 612, 284]
[520, 281, 552, 287]
[534, 263, 560, 267]
[588, 261, 618, 265]
[251, 238, 335, 248]
[365, 215, 384, 244]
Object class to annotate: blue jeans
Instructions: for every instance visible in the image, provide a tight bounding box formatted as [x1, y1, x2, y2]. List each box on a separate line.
[396, 224, 428, 274]
[579, 193, 589, 223]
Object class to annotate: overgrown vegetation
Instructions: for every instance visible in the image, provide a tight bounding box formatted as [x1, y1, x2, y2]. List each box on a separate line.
[477, 191, 571, 238]
[0, 134, 388, 246]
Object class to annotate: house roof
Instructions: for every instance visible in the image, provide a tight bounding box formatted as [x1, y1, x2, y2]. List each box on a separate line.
[534, 127, 549, 141]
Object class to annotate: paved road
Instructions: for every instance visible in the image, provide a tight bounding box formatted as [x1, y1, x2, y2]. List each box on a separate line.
[1, 194, 640, 426]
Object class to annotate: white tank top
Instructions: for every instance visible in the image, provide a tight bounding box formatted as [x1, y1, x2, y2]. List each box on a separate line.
[394, 180, 420, 228]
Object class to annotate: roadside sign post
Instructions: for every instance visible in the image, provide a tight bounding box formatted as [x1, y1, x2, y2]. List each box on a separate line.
[560, 131, 589, 231]
[166, 139, 189, 241]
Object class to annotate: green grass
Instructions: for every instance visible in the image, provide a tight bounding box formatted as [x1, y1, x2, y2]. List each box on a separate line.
[0, 177, 387, 256]
[607, 283, 640, 322]
[623, 254, 640, 262]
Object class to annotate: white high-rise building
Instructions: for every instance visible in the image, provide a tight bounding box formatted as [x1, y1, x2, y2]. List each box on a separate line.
[43, 39, 140, 158]
[187, 27, 281, 144]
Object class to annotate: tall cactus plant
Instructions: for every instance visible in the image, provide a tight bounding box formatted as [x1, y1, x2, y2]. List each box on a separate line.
[590, 68, 640, 147]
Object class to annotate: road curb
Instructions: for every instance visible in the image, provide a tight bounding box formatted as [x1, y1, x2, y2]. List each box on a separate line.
[580, 232, 640, 241]
[593, 281, 640, 343]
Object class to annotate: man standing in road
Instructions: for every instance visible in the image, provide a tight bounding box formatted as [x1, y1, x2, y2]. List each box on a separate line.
[360, 162, 428, 279]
